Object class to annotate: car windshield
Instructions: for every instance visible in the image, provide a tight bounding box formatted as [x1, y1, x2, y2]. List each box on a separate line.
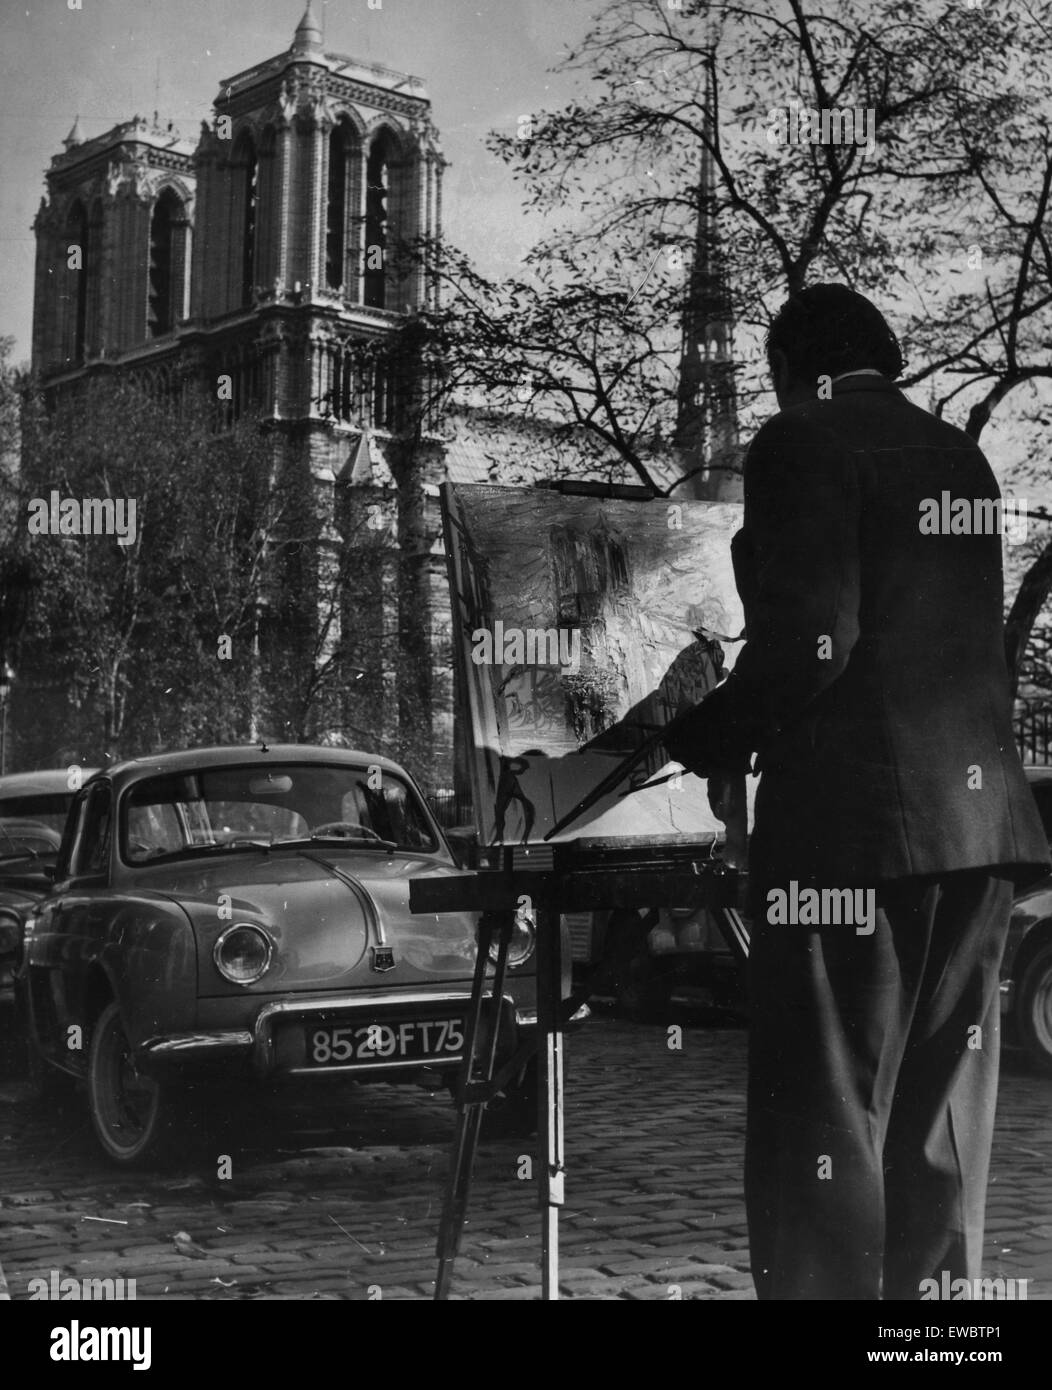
[0, 793, 73, 838]
[120, 763, 440, 864]
[0, 821, 62, 859]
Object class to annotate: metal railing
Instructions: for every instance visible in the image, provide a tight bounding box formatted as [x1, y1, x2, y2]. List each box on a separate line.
[425, 788, 475, 830]
[1015, 698, 1052, 766]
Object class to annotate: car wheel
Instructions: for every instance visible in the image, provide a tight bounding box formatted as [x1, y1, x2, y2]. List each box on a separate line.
[87, 1001, 179, 1166]
[1017, 941, 1052, 1077]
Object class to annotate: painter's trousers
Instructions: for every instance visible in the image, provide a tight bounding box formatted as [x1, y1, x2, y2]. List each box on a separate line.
[744, 869, 1013, 1300]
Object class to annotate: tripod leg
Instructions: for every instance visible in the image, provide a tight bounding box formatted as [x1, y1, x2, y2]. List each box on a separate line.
[536, 901, 565, 1300]
[434, 910, 513, 1299]
[435, 1104, 485, 1299]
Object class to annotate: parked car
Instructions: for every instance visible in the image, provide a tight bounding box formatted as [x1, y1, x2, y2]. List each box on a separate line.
[0, 767, 93, 880]
[575, 761, 1052, 1033]
[0, 768, 96, 1018]
[0, 881, 39, 1022]
[18, 745, 545, 1165]
[1003, 766, 1052, 1074]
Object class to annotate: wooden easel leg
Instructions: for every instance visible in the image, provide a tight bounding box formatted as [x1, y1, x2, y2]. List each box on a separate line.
[435, 909, 515, 1299]
[536, 902, 565, 1301]
[435, 1101, 485, 1299]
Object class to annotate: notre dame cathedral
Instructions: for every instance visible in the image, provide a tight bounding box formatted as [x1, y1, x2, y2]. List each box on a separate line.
[25, 3, 740, 796]
[32, 3, 442, 433]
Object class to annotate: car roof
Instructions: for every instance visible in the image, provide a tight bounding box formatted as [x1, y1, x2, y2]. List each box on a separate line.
[1025, 765, 1052, 786]
[89, 744, 414, 791]
[0, 768, 97, 797]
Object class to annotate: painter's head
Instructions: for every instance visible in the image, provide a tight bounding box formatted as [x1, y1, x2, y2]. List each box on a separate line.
[766, 283, 904, 409]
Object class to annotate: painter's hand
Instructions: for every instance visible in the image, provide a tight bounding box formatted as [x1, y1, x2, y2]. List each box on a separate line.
[663, 695, 751, 778]
[706, 769, 736, 821]
[708, 770, 748, 869]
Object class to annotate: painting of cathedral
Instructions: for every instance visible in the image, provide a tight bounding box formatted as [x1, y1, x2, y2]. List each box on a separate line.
[441, 483, 749, 847]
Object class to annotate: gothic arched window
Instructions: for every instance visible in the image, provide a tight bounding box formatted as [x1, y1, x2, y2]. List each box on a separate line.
[65, 200, 90, 365]
[148, 191, 177, 336]
[257, 126, 277, 288]
[326, 126, 347, 290]
[372, 358, 397, 429]
[364, 133, 397, 309]
[232, 132, 258, 308]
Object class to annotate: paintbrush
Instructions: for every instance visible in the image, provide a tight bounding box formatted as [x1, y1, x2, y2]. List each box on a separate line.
[542, 727, 670, 840]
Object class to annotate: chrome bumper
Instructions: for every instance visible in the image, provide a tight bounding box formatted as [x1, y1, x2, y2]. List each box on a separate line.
[140, 989, 535, 1076]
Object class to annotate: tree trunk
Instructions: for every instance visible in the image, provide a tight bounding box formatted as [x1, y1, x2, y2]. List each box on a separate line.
[964, 383, 1051, 694]
[390, 437, 434, 785]
[1004, 542, 1052, 700]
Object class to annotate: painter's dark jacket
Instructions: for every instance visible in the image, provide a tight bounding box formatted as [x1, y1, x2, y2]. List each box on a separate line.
[665, 374, 1050, 891]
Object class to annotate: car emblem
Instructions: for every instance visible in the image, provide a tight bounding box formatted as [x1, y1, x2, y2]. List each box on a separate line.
[372, 946, 395, 972]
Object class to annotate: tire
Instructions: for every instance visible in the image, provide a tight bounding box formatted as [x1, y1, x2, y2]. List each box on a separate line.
[87, 1001, 181, 1166]
[1016, 941, 1052, 1077]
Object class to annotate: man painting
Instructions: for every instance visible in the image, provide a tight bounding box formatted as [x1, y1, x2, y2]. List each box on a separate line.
[666, 283, 1050, 1300]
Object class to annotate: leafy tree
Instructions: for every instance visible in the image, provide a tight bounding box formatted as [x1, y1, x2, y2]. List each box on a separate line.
[9, 377, 370, 766]
[403, 0, 1052, 690]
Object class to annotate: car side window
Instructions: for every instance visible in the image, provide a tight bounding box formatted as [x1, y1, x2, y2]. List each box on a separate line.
[70, 784, 112, 878]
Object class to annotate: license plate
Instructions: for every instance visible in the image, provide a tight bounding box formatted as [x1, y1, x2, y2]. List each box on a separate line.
[305, 1017, 466, 1067]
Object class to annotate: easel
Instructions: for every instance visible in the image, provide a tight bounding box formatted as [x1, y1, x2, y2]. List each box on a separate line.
[433, 850, 575, 1301]
[426, 479, 749, 1295]
[418, 840, 749, 1301]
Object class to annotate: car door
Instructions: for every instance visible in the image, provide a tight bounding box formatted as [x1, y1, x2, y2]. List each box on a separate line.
[26, 781, 112, 1067]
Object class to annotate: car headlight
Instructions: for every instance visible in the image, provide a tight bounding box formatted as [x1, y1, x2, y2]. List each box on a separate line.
[482, 906, 536, 969]
[214, 923, 273, 985]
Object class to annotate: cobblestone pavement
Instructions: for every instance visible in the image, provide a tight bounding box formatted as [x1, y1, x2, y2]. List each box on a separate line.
[0, 1012, 1049, 1301]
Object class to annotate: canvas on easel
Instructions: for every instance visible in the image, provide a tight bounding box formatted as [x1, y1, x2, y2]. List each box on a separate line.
[440, 482, 756, 850]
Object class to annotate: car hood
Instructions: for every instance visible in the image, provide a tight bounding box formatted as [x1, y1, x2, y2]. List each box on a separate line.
[0, 877, 47, 909]
[143, 848, 479, 995]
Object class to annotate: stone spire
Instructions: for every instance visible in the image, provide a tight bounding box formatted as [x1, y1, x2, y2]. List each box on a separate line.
[63, 115, 85, 150]
[673, 54, 741, 501]
[292, 1, 324, 56]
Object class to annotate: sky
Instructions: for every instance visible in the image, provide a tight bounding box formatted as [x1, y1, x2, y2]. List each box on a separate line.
[0, 0, 608, 364]
[2, 0, 1050, 506]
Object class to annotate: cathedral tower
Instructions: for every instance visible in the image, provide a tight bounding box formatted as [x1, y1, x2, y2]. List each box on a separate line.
[31, 114, 196, 381]
[27, 7, 450, 784]
[185, 0, 443, 471]
[31, 2, 445, 466]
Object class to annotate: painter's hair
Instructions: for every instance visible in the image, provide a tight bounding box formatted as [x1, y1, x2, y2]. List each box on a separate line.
[766, 283, 905, 383]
